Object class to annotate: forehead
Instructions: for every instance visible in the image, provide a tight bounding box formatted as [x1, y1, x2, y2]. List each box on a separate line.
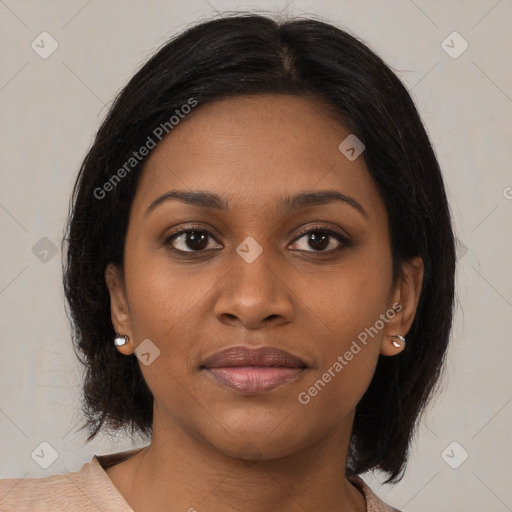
[131, 94, 384, 219]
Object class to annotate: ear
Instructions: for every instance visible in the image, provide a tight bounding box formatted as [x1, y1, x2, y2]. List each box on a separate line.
[380, 256, 424, 356]
[105, 263, 134, 355]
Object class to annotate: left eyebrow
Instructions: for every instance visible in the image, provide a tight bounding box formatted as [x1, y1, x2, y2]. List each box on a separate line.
[282, 190, 368, 219]
[144, 189, 368, 219]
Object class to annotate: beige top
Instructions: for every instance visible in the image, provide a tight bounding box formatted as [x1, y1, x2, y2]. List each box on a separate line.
[0, 447, 400, 511]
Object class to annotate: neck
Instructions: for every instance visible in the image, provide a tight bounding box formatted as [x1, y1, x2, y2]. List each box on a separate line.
[108, 410, 366, 512]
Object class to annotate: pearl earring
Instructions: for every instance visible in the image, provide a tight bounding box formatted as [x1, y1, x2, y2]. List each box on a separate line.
[114, 334, 129, 347]
[391, 334, 406, 348]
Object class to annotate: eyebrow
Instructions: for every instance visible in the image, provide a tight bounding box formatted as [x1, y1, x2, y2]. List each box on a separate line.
[144, 189, 368, 218]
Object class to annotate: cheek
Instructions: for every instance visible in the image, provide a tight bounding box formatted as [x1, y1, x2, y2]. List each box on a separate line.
[295, 351, 378, 435]
[123, 242, 205, 339]
[123, 222, 393, 418]
[304, 247, 393, 350]
[122, 246, 225, 394]
[294, 296, 384, 424]
[294, 245, 393, 409]
[122, 254, 206, 408]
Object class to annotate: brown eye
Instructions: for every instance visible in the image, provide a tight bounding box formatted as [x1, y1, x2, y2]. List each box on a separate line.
[290, 227, 349, 253]
[165, 228, 221, 252]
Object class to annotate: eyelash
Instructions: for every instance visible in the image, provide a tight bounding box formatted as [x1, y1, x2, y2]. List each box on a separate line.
[163, 224, 351, 255]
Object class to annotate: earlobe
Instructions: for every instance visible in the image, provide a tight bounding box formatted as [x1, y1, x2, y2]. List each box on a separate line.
[105, 263, 134, 354]
[380, 256, 424, 357]
[380, 333, 407, 356]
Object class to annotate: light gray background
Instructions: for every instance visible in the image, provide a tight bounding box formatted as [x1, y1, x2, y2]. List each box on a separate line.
[1, 1, 511, 510]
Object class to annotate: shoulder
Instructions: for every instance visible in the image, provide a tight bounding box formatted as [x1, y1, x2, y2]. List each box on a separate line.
[0, 472, 81, 511]
[0, 450, 141, 511]
[348, 474, 403, 512]
[0, 475, 73, 512]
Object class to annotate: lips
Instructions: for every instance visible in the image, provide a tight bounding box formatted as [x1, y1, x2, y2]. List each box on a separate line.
[202, 346, 307, 369]
[201, 346, 307, 393]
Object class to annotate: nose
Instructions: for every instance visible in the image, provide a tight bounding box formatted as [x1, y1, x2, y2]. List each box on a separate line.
[213, 248, 295, 330]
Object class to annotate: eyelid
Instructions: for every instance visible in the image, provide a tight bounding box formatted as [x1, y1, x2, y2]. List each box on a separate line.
[289, 224, 352, 253]
[163, 222, 352, 253]
[291, 223, 351, 242]
[164, 223, 222, 247]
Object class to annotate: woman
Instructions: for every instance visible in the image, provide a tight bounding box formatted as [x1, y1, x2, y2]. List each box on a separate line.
[0, 12, 455, 511]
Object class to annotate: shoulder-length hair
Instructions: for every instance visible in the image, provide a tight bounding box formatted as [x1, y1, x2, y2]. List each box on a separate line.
[63, 13, 456, 483]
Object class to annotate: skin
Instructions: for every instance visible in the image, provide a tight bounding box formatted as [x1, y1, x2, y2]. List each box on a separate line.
[104, 94, 423, 512]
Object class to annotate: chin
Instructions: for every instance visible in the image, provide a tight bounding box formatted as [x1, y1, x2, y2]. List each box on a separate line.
[197, 414, 311, 462]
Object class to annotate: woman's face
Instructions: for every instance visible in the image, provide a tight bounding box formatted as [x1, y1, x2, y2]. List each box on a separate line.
[107, 94, 422, 460]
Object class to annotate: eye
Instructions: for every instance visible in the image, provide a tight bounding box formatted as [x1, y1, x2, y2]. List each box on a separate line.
[164, 224, 351, 255]
[290, 226, 349, 253]
[164, 226, 222, 253]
